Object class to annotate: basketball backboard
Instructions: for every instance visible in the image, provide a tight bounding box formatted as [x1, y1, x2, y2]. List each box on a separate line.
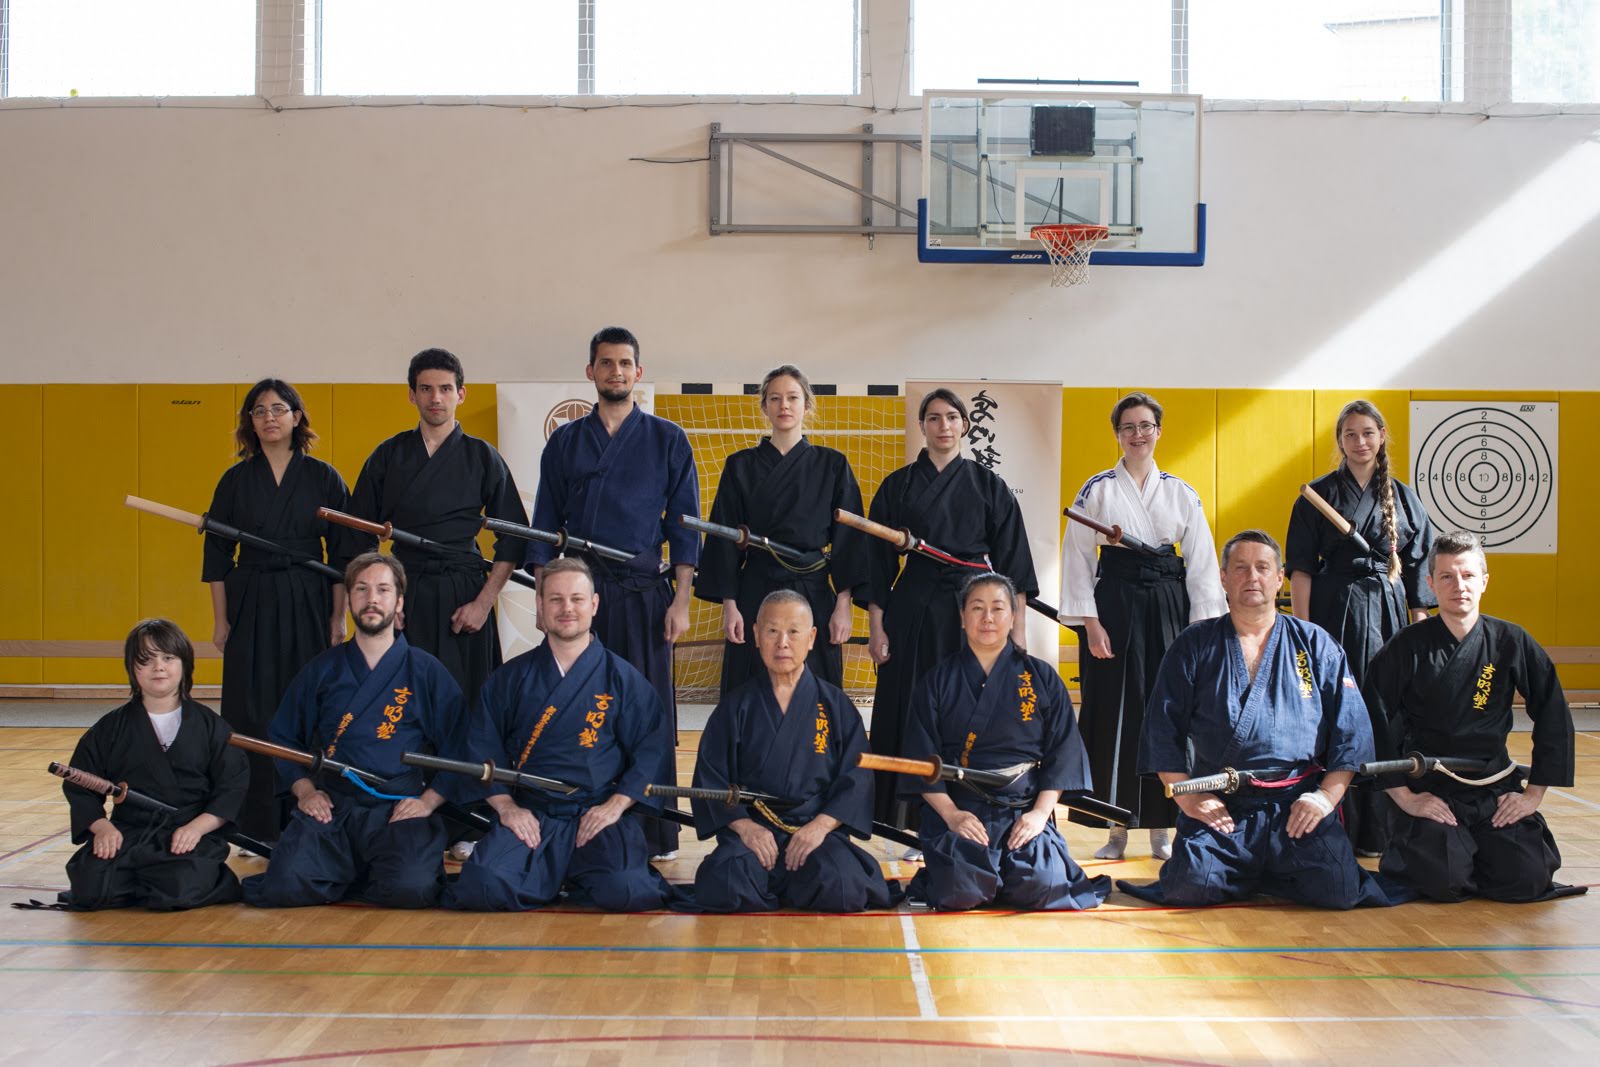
[919, 89, 1205, 267]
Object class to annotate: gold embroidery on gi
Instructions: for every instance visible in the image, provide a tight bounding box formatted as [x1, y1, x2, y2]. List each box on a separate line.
[517, 705, 558, 768]
[1473, 663, 1496, 711]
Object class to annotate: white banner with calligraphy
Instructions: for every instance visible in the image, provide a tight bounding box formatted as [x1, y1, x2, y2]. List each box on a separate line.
[904, 380, 1063, 659]
[494, 382, 656, 659]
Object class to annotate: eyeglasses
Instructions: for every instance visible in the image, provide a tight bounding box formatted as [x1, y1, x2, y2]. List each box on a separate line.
[250, 404, 292, 419]
[1117, 421, 1158, 437]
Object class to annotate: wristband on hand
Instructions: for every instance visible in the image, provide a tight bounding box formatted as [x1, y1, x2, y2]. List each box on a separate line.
[1298, 789, 1334, 819]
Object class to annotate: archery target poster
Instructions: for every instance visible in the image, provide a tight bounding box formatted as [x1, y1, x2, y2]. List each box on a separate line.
[1410, 401, 1558, 553]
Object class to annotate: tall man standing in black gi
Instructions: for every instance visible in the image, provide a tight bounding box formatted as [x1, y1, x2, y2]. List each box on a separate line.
[527, 327, 701, 859]
[347, 348, 528, 717]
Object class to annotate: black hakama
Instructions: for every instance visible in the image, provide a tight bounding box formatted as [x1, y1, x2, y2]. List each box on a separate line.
[62, 699, 247, 911]
[862, 452, 1037, 825]
[1287, 467, 1435, 854]
[694, 438, 869, 693]
[347, 424, 527, 711]
[1365, 614, 1581, 903]
[1072, 548, 1190, 829]
[203, 451, 352, 843]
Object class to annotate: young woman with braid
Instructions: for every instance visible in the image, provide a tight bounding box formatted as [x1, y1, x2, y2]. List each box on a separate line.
[1286, 399, 1436, 854]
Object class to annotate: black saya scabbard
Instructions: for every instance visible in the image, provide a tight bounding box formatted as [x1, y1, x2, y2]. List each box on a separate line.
[481, 517, 636, 565]
[125, 495, 343, 582]
[226, 734, 493, 833]
[317, 507, 537, 590]
[1357, 753, 1508, 779]
[644, 782, 789, 806]
[48, 761, 276, 858]
[832, 509, 1061, 622]
[644, 783, 921, 847]
[399, 754, 697, 829]
[678, 515, 826, 569]
[400, 751, 580, 796]
[858, 753, 1132, 826]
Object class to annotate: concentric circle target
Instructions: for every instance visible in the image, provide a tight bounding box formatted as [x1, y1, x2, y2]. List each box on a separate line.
[1412, 407, 1553, 548]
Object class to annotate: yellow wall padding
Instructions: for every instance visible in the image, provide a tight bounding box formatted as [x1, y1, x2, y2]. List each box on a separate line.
[1216, 389, 1315, 541]
[5, 384, 1596, 692]
[1555, 392, 1600, 689]
[0, 387, 44, 683]
[43, 385, 140, 682]
[137, 384, 238, 684]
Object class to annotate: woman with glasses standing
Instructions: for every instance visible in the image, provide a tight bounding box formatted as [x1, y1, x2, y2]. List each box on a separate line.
[203, 379, 354, 848]
[1059, 392, 1226, 861]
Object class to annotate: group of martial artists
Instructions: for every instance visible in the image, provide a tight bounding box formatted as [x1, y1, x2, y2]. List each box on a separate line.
[54, 336, 1581, 914]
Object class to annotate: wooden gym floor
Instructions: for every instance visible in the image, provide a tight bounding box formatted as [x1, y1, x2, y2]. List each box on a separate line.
[1, 724, 1597, 1066]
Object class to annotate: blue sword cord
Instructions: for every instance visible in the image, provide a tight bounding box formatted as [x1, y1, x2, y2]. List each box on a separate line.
[340, 766, 417, 802]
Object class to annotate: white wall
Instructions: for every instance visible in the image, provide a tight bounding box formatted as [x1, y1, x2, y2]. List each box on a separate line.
[2, 8, 1597, 389]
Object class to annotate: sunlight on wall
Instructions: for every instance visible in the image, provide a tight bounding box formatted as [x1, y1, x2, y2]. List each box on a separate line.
[1276, 130, 1600, 388]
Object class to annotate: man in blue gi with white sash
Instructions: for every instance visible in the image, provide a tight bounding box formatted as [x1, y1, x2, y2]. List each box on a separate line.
[444, 557, 675, 911]
[685, 590, 894, 912]
[1118, 530, 1411, 908]
[526, 326, 700, 859]
[900, 573, 1111, 911]
[244, 553, 463, 908]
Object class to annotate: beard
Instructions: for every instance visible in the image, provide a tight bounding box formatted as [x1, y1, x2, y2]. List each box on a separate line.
[595, 381, 634, 403]
[354, 606, 397, 636]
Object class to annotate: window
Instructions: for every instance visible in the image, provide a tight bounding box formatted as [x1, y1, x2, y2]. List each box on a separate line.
[307, 0, 857, 97]
[4, 0, 254, 98]
[1188, 1, 1451, 102]
[1513, 0, 1599, 102]
[913, 0, 1172, 94]
[596, 1, 857, 95]
[310, 0, 573, 95]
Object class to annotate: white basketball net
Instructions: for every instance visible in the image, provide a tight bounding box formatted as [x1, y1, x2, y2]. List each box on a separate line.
[1031, 224, 1109, 287]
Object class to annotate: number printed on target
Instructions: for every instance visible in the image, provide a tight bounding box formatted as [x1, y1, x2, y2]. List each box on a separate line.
[1410, 402, 1558, 553]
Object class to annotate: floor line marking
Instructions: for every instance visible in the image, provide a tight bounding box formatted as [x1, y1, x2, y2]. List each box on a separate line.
[3, 964, 1598, 982]
[219, 1033, 1233, 1067]
[898, 910, 938, 1019]
[4, 937, 1597, 956]
[1550, 788, 1600, 813]
[0, 829, 68, 870]
[7, 1006, 1600, 1025]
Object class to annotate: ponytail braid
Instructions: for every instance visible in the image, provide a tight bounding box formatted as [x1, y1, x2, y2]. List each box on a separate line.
[1373, 441, 1402, 583]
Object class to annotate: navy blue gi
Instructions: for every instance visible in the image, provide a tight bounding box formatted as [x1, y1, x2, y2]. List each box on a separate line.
[900, 642, 1110, 911]
[683, 669, 894, 912]
[243, 635, 462, 908]
[443, 638, 675, 911]
[526, 404, 699, 855]
[1119, 614, 1411, 908]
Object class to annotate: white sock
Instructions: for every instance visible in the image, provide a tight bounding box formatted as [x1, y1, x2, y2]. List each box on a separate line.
[1094, 827, 1128, 859]
[1148, 827, 1172, 860]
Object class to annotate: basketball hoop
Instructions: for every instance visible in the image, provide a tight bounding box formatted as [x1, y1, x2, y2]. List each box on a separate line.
[1030, 223, 1109, 287]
